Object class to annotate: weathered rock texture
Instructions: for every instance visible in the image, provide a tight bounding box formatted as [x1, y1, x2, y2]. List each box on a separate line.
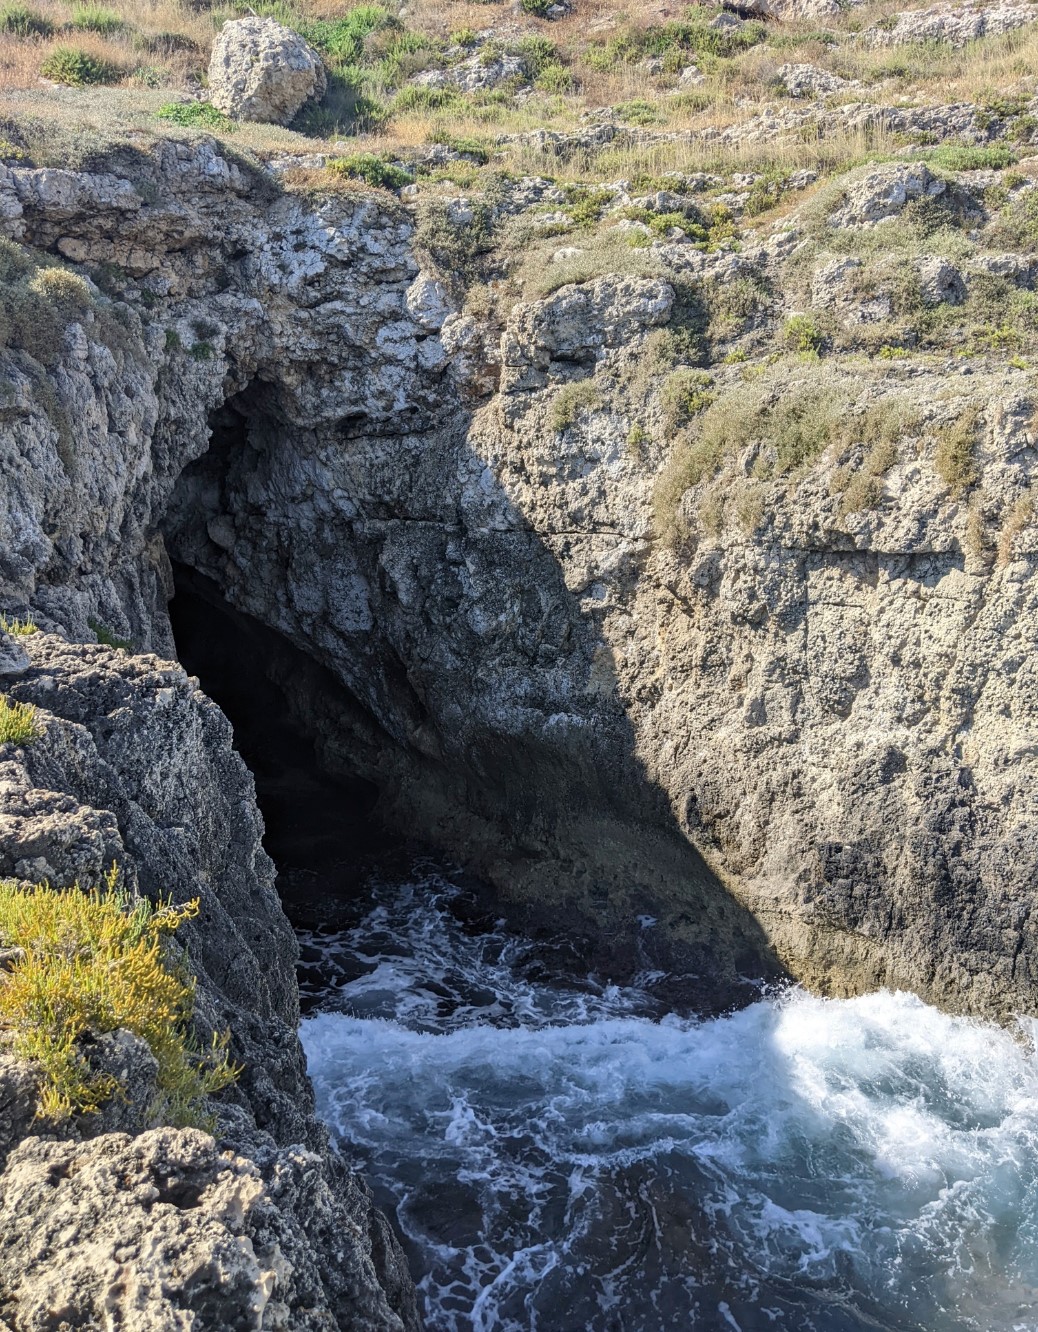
[2, 135, 1038, 1024]
[0, 1128, 414, 1332]
[0, 631, 417, 1330]
[208, 18, 326, 125]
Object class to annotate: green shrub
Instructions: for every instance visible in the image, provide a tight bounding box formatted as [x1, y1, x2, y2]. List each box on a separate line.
[934, 408, 979, 496]
[551, 379, 600, 430]
[70, 3, 125, 34]
[924, 143, 1017, 172]
[328, 151, 413, 189]
[391, 83, 460, 113]
[0, 873, 238, 1123]
[0, 3, 53, 35]
[29, 266, 91, 314]
[584, 9, 764, 70]
[0, 614, 36, 635]
[0, 696, 40, 745]
[784, 313, 824, 354]
[303, 4, 395, 67]
[156, 101, 234, 131]
[0, 248, 94, 365]
[40, 46, 119, 85]
[88, 616, 132, 651]
[660, 369, 714, 430]
[519, 0, 553, 16]
[534, 62, 571, 94]
[744, 176, 783, 217]
[563, 184, 616, 228]
[515, 33, 559, 75]
[615, 99, 663, 127]
[627, 422, 649, 452]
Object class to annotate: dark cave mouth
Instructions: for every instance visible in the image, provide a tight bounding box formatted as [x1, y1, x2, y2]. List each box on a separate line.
[167, 564, 421, 929]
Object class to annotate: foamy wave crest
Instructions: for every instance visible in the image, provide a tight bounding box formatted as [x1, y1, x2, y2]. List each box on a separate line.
[300, 878, 1038, 1332]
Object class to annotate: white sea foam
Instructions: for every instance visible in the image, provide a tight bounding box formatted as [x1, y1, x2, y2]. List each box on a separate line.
[299, 873, 1038, 1332]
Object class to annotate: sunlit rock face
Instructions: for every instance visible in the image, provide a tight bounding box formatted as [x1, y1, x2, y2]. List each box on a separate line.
[3, 137, 1038, 1041]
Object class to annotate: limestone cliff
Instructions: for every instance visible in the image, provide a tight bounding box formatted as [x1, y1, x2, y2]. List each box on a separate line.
[0, 633, 416, 1330]
[2, 122, 1038, 1321]
[3, 135, 1038, 1018]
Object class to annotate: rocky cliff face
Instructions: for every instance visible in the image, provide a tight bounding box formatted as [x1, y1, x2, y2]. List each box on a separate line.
[0, 633, 416, 1330]
[2, 122, 1038, 1320]
[3, 135, 1038, 1020]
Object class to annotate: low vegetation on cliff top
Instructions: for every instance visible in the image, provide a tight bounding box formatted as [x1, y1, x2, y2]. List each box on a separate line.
[0, 873, 238, 1123]
[3, 0, 1038, 178]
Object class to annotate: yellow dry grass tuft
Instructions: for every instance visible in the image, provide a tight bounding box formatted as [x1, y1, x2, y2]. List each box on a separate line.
[0, 695, 40, 744]
[0, 870, 238, 1123]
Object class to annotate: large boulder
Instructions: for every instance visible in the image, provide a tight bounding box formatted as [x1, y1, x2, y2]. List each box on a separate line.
[208, 17, 326, 125]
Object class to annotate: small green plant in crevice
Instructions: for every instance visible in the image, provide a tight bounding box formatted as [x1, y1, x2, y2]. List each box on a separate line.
[551, 379, 600, 431]
[784, 313, 824, 355]
[743, 175, 783, 218]
[617, 202, 736, 251]
[0, 3, 53, 35]
[156, 101, 234, 132]
[40, 46, 119, 86]
[934, 408, 980, 496]
[0, 245, 93, 366]
[562, 184, 616, 229]
[660, 369, 714, 431]
[627, 422, 649, 456]
[0, 696, 40, 745]
[0, 613, 36, 635]
[189, 340, 213, 361]
[328, 151, 413, 190]
[0, 872, 239, 1124]
[87, 616, 133, 651]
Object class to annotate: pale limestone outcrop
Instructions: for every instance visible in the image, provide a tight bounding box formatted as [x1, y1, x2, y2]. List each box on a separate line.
[0, 1128, 413, 1332]
[208, 18, 326, 125]
[2, 137, 1038, 1080]
[776, 63, 853, 98]
[827, 162, 947, 228]
[865, 2, 1038, 47]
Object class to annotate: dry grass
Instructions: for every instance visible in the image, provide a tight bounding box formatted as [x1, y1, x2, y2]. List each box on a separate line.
[0, 0, 1031, 164]
[0, 871, 238, 1123]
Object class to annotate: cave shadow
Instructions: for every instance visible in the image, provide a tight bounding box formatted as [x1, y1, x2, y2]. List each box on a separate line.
[164, 369, 788, 1018]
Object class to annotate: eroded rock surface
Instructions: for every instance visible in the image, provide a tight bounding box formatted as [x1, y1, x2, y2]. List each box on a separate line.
[0, 1128, 413, 1332]
[1, 133, 1037, 1104]
[0, 634, 416, 1330]
[208, 18, 326, 125]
